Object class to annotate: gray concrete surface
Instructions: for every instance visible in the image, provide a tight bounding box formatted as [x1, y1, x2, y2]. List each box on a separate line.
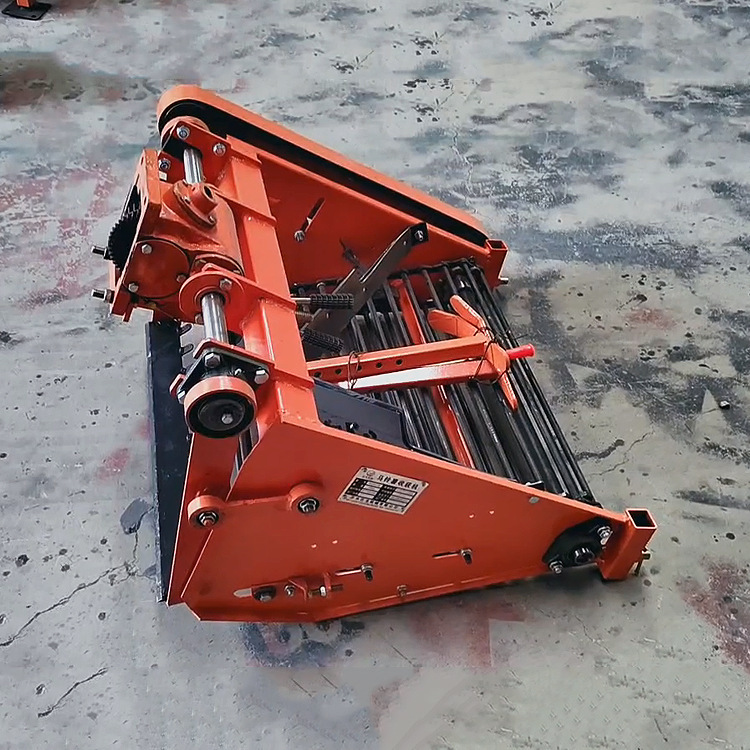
[2, 0, 750, 747]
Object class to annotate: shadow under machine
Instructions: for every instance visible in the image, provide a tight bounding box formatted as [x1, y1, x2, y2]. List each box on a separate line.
[93, 86, 657, 622]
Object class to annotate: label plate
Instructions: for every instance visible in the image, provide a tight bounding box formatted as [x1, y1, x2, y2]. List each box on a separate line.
[338, 467, 428, 514]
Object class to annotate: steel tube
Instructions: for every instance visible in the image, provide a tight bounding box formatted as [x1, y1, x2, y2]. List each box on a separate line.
[183, 147, 204, 185]
[201, 292, 229, 343]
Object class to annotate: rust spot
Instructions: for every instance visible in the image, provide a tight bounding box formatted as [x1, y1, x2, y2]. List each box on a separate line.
[96, 448, 130, 480]
[625, 308, 674, 330]
[683, 560, 750, 672]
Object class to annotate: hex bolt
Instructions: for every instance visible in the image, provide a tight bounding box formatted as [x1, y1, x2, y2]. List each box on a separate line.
[233, 368, 244, 377]
[176, 125, 190, 140]
[196, 510, 219, 528]
[318, 586, 328, 597]
[127, 282, 139, 293]
[297, 497, 320, 514]
[597, 526, 612, 546]
[140, 243, 152, 255]
[294, 230, 306, 243]
[213, 142, 226, 156]
[158, 158, 171, 172]
[220, 411, 235, 425]
[548, 560, 564, 575]
[204, 352, 222, 369]
[361, 565, 374, 582]
[219, 278, 232, 292]
[254, 368, 269, 385]
[284, 584, 296, 597]
[176, 273, 187, 283]
[460, 549, 473, 565]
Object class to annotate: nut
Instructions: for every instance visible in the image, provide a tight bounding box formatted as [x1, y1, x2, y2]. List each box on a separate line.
[597, 526, 612, 546]
[297, 497, 320, 514]
[196, 510, 219, 528]
[204, 352, 222, 369]
[127, 282, 139, 293]
[212, 142, 226, 156]
[219, 278, 232, 292]
[284, 584, 296, 597]
[254, 368, 269, 385]
[294, 230, 306, 243]
[548, 560, 563, 575]
[176, 125, 190, 140]
[140, 243, 152, 255]
[175, 273, 187, 283]
[158, 158, 171, 172]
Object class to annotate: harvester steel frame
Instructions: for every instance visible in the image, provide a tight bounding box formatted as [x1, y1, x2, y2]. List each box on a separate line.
[95, 86, 656, 623]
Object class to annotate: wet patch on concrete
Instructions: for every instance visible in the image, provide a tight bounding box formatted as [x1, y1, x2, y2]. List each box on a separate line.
[503, 225, 701, 276]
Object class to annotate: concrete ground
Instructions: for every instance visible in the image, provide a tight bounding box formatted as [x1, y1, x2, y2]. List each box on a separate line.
[1, 0, 749, 747]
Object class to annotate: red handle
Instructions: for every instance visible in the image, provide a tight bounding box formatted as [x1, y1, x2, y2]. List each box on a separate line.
[506, 343, 535, 360]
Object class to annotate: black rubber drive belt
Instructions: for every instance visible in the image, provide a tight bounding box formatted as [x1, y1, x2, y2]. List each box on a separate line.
[158, 99, 488, 249]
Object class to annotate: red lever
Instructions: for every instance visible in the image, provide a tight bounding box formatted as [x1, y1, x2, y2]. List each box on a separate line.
[507, 344, 535, 361]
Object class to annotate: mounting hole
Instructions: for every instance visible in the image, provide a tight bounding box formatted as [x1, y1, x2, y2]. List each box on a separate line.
[376, 362, 383, 369]
[203, 185, 213, 200]
[253, 586, 277, 603]
[335, 368, 342, 375]
[395, 359, 403, 366]
[314, 371, 321, 377]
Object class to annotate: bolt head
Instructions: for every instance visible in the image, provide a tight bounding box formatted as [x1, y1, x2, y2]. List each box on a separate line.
[318, 586, 328, 597]
[175, 274, 187, 284]
[572, 546, 594, 565]
[158, 158, 171, 172]
[414, 230, 425, 242]
[176, 125, 190, 140]
[127, 282, 139, 293]
[219, 278, 232, 291]
[140, 243, 152, 255]
[297, 497, 320, 514]
[208, 214, 216, 224]
[294, 230, 306, 243]
[220, 411, 235, 425]
[196, 510, 219, 528]
[284, 584, 296, 597]
[257, 591, 274, 603]
[597, 526, 612, 545]
[549, 560, 564, 575]
[213, 142, 226, 156]
[195, 314, 203, 325]
[254, 368, 269, 385]
[204, 352, 222, 369]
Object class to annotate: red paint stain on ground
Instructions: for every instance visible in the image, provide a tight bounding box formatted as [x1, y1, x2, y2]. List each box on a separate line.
[407, 593, 524, 669]
[625, 308, 674, 330]
[96, 448, 130, 480]
[1, 165, 120, 308]
[682, 560, 750, 672]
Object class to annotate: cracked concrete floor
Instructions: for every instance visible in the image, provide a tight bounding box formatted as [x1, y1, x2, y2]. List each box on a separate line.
[2, 1, 750, 748]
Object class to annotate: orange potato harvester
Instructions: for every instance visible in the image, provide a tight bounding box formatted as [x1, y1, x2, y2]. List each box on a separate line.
[93, 86, 656, 622]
